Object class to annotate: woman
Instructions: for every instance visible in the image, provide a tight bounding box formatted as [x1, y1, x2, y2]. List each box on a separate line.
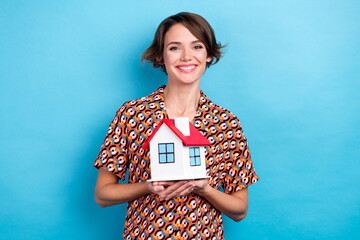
[94, 12, 259, 239]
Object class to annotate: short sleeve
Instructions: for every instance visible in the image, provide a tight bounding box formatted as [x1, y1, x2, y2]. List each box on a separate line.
[93, 105, 129, 180]
[222, 117, 259, 193]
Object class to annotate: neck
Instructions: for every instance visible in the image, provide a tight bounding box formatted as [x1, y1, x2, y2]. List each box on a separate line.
[163, 81, 201, 121]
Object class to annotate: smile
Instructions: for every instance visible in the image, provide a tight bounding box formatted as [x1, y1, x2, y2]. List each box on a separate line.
[177, 65, 197, 73]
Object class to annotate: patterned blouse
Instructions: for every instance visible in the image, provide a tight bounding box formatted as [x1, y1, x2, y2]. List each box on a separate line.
[94, 86, 259, 240]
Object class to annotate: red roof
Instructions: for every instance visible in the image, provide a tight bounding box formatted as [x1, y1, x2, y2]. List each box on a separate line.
[142, 119, 211, 149]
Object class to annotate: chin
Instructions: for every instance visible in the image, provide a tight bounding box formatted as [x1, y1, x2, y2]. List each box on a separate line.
[168, 74, 204, 86]
[172, 78, 201, 86]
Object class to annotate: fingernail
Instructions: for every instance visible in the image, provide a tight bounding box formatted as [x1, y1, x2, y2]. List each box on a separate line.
[160, 197, 164, 201]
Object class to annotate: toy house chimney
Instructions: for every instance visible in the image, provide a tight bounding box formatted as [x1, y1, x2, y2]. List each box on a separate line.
[174, 117, 190, 136]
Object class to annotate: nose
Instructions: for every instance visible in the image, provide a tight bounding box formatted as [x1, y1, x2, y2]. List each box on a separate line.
[181, 47, 192, 61]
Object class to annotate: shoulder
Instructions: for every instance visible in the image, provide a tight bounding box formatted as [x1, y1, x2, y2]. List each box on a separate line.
[114, 86, 165, 122]
[199, 91, 242, 128]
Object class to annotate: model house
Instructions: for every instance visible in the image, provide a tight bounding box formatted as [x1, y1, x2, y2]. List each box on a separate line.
[143, 117, 211, 181]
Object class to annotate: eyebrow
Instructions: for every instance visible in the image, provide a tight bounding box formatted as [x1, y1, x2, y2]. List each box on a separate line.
[166, 40, 202, 47]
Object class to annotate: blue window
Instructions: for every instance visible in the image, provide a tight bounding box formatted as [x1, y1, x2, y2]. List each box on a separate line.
[158, 143, 174, 163]
[189, 147, 201, 166]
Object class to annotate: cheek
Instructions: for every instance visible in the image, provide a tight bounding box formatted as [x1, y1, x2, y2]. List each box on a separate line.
[163, 52, 180, 66]
[197, 51, 210, 62]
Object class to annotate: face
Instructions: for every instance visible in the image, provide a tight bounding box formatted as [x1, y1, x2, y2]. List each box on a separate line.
[162, 24, 212, 86]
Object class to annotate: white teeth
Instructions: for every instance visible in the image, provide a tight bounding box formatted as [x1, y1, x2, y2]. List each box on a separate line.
[179, 65, 195, 70]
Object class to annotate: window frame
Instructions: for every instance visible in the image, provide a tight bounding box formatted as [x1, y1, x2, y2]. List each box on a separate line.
[189, 147, 201, 166]
[158, 143, 175, 164]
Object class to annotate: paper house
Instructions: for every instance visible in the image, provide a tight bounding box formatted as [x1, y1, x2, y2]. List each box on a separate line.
[143, 117, 211, 181]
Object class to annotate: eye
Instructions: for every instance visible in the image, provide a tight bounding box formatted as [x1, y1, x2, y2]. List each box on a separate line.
[169, 46, 179, 51]
[194, 45, 203, 49]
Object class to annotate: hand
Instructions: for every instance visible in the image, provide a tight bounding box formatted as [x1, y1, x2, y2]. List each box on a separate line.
[148, 180, 194, 201]
[189, 178, 209, 195]
[148, 181, 173, 195]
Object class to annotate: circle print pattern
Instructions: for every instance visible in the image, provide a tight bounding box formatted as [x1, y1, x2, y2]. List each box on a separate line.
[94, 86, 259, 239]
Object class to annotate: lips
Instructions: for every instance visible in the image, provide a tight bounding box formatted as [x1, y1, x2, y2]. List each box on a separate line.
[176, 64, 197, 73]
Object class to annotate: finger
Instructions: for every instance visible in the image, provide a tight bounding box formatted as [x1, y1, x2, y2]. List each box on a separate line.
[164, 180, 189, 192]
[153, 185, 165, 192]
[164, 181, 193, 200]
[161, 181, 186, 198]
[173, 185, 194, 198]
[162, 181, 177, 188]
[191, 179, 209, 194]
[155, 181, 176, 188]
[149, 182, 165, 194]
[152, 182, 176, 198]
[157, 181, 189, 199]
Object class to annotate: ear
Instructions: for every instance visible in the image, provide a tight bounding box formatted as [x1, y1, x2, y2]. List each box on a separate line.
[156, 56, 164, 65]
[206, 56, 212, 63]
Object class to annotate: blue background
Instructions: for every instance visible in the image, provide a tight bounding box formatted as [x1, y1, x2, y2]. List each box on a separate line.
[1, 1, 359, 239]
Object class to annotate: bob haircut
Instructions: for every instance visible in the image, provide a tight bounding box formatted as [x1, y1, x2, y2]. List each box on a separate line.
[142, 12, 224, 73]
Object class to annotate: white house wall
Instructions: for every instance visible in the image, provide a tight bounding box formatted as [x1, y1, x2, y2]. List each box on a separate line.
[182, 146, 207, 179]
[149, 124, 185, 181]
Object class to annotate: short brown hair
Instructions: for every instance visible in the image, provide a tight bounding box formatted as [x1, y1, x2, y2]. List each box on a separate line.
[142, 12, 224, 72]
